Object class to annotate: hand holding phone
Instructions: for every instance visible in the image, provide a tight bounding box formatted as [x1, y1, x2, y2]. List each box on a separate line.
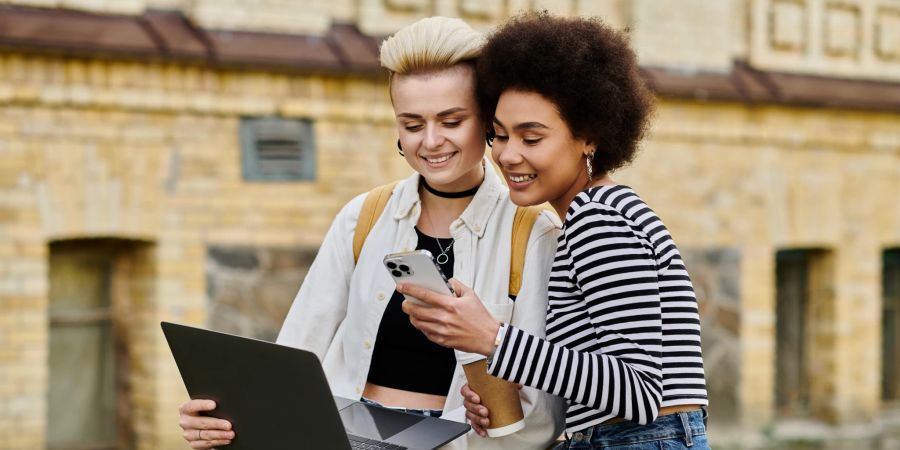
[383, 250, 455, 306]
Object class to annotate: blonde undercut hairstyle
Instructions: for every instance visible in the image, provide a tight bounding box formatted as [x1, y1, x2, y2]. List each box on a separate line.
[379, 16, 485, 76]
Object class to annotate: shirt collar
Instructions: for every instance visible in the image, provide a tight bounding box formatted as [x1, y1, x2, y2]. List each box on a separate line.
[393, 157, 504, 239]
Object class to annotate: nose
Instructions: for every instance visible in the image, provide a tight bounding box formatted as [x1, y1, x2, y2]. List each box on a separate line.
[493, 141, 522, 168]
[423, 124, 446, 150]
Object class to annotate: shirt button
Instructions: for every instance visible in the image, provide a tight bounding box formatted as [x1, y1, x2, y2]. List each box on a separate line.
[473, 224, 481, 232]
[364, 339, 372, 349]
[573, 432, 585, 441]
[377, 291, 386, 301]
[355, 386, 361, 394]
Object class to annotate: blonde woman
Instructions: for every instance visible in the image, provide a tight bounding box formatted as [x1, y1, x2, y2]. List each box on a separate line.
[176, 17, 564, 450]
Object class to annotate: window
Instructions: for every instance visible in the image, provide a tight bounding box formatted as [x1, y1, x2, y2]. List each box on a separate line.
[883, 249, 900, 402]
[774, 248, 834, 418]
[240, 117, 316, 181]
[775, 250, 811, 416]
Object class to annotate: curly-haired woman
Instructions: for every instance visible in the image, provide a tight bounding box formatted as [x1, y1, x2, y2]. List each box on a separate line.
[401, 12, 710, 450]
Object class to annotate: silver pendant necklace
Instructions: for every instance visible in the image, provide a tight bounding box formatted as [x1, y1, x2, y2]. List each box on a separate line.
[422, 207, 454, 265]
[433, 237, 454, 265]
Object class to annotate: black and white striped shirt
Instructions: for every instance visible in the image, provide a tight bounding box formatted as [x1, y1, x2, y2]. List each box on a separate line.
[488, 185, 708, 432]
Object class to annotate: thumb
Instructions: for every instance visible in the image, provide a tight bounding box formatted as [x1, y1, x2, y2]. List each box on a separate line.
[448, 278, 471, 297]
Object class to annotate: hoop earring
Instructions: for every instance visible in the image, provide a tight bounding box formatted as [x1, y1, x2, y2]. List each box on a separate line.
[397, 139, 404, 157]
[585, 152, 594, 182]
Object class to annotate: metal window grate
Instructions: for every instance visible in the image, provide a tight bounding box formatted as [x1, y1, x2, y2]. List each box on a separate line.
[241, 117, 316, 181]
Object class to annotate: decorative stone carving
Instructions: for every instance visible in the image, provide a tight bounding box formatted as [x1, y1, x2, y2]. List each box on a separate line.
[824, 2, 861, 58]
[769, 0, 808, 53]
[384, 0, 431, 12]
[459, 0, 503, 19]
[876, 6, 900, 61]
[751, 0, 900, 81]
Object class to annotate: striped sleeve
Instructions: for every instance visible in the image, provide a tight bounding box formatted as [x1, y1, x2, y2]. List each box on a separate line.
[487, 202, 664, 425]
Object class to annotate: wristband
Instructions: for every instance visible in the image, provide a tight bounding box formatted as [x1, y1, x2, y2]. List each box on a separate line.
[487, 322, 507, 365]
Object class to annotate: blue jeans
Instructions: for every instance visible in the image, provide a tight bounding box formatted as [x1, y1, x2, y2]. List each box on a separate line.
[359, 397, 443, 418]
[555, 409, 709, 450]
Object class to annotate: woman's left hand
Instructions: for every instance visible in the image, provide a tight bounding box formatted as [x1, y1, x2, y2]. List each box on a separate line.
[399, 279, 500, 356]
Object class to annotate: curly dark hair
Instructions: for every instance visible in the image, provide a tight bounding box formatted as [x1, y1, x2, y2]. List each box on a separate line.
[477, 11, 653, 175]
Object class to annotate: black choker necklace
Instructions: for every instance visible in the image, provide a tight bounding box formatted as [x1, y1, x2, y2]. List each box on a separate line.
[421, 179, 480, 199]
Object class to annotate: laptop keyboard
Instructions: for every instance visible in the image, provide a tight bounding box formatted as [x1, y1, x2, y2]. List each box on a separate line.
[347, 434, 407, 450]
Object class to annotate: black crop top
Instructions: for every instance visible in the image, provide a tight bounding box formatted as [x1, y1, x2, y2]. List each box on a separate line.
[366, 228, 456, 396]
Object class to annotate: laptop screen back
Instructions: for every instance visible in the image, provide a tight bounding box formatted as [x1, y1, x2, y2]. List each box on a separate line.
[161, 322, 352, 450]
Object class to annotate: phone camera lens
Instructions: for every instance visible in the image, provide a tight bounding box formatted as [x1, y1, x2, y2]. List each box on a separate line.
[399, 264, 410, 272]
[391, 270, 403, 277]
[386, 261, 397, 269]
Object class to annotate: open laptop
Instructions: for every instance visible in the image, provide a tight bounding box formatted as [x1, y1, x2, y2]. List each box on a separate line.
[161, 322, 469, 450]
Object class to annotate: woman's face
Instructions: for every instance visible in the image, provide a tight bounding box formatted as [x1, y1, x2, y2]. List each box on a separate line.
[391, 65, 486, 192]
[491, 89, 593, 214]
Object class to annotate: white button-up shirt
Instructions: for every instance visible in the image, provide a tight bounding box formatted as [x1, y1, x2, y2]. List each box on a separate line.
[277, 162, 566, 449]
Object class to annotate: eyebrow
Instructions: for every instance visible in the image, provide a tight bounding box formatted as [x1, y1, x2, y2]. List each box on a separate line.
[397, 107, 469, 119]
[492, 117, 551, 131]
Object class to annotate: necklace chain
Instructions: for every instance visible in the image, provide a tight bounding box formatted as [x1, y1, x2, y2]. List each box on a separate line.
[422, 207, 454, 265]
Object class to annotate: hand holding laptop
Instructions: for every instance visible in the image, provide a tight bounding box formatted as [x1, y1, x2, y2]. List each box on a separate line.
[178, 399, 234, 449]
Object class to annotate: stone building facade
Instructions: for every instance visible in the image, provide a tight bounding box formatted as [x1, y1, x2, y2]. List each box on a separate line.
[0, 1, 898, 449]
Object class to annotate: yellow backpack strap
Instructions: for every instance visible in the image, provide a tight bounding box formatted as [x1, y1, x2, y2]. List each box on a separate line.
[353, 182, 398, 264]
[509, 205, 545, 298]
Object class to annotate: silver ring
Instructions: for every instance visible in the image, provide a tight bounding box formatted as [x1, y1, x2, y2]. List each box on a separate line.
[197, 429, 202, 441]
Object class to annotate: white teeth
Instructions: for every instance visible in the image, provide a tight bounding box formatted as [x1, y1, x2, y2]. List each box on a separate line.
[509, 174, 536, 183]
[426, 154, 453, 164]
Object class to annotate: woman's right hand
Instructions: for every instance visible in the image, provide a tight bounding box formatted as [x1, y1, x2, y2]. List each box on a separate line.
[178, 399, 235, 449]
[461, 383, 491, 437]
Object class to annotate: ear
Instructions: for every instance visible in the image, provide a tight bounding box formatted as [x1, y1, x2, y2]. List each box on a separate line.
[581, 140, 596, 157]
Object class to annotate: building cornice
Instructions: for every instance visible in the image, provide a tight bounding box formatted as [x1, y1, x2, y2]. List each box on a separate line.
[1, 4, 899, 112]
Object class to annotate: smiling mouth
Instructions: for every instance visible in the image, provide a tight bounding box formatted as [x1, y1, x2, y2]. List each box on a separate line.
[423, 153, 456, 164]
[508, 174, 536, 183]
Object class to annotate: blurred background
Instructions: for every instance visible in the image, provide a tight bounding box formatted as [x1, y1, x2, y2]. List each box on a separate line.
[0, 0, 898, 449]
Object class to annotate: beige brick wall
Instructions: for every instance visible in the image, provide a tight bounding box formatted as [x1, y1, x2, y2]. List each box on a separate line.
[0, 31, 899, 450]
[0, 54, 407, 450]
[620, 100, 900, 437]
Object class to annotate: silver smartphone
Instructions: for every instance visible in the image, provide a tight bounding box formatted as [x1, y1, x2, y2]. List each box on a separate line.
[383, 250, 455, 305]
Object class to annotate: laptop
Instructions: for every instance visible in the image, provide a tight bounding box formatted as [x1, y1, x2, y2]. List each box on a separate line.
[161, 322, 470, 450]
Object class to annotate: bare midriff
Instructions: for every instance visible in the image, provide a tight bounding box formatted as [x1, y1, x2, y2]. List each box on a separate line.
[363, 382, 447, 410]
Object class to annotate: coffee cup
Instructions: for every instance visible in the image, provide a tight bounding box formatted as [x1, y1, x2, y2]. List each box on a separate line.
[462, 358, 525, 437]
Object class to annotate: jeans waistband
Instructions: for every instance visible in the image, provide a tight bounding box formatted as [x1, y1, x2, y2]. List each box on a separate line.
[359, 397, 444, 418]
[568, 408, 707, 448]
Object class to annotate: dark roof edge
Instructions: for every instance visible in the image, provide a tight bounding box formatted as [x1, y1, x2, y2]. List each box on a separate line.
[642, 61, 900, 113]
[1, 4, 898, 112]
